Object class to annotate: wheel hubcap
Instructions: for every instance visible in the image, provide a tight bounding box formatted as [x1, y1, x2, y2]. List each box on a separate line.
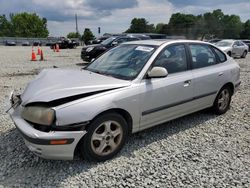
[91, 120, 123, 156]
[218, 89, 230, 111]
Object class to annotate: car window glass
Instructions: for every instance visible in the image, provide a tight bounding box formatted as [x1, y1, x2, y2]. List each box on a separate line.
[189, 44, 217, 69]
[213, 47, 227, 62]
[154, 44, 187, 74]
[116, 38, 127, 44]
[86, 44, 157, 80]
[127, 38, 139, 41]
[239, 41, 244, 46]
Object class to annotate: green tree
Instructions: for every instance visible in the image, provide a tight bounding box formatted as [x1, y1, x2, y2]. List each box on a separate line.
[82, 28, 95, 44]
[203, 9, 225, 38]
[0, 15, 12, 36]
[67, 32, 80, 38]
[222, 15, 242, 38]
[125, 18, 155, 33]
[241, 20, 250, 39]
[0, 12, 49, 37]
[168, 13, 198, 38]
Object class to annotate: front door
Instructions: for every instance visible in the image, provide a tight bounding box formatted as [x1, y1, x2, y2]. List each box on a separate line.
[139, 44, 194, 130]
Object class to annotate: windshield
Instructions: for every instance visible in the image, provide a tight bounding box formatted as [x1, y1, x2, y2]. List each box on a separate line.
[216, 41, 233, 47]
[101, 37, 116, 45]
[86, 44, 157, 80]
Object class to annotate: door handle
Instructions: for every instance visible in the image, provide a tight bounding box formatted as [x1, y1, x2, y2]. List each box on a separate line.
[218, 72, 224, 76]
[184, 80, 191, 87]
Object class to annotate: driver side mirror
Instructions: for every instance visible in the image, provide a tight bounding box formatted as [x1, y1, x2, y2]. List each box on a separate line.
[147, 67, 168, 78]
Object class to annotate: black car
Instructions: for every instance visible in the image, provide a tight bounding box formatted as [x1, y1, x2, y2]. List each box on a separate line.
[81, 36, 141, 62]
[90, 36, 110, 44]
[50, 38, 77, 49]
[33, 40, 42, 46]
[242, 40, 250, 52]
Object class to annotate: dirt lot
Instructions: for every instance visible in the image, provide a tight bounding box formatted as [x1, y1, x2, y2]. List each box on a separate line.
[0, 46, 249, 187]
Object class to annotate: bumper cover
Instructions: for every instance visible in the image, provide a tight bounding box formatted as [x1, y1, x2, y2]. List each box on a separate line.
[9, 105, 87, 160]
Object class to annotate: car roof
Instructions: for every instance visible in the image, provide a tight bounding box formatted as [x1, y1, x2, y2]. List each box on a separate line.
[123, 39, 212, 46]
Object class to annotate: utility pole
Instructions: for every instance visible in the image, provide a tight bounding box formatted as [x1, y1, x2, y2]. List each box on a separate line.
[75, 13, 79, 36]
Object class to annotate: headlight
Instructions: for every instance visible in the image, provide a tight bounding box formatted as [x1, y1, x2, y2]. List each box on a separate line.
[86, 47, 94, 52]
[21, 106, 55, 126]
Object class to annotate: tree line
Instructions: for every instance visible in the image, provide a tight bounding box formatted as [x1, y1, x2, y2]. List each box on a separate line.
[1, 10, 249, 41]
[125, 9, 250, 39]
[0, 12, 49, 38]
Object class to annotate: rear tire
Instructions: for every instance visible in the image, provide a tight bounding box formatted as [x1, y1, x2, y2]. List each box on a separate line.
[80, 113, 128, 162]
[212, 86, 232, 115]
[241, 50, 247, 58]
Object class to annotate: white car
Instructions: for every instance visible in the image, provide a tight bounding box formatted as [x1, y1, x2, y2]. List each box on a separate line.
[215, 39, 248, 58]
[8, 40, 241, 161]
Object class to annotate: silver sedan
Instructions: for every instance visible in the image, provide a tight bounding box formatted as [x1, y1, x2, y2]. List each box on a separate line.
[8, 40, 241, 161]
[215, 39, 248, 58]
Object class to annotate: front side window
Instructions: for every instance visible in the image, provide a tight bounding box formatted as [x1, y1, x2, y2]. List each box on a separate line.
[189, 44, 217, 69]
[153, 44, 188, 74]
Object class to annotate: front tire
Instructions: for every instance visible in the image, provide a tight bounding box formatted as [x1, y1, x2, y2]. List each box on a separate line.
[212, 86, 232, 115]
[80, 113, 128, 162]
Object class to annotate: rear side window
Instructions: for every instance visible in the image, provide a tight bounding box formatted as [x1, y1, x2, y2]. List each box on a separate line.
[189, 44, 217, 69]
[212, 47, 227, 62]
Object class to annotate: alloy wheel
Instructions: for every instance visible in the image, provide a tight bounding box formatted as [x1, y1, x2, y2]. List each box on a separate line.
[218, 89, 230, 111]
[91, 120, 123, 156]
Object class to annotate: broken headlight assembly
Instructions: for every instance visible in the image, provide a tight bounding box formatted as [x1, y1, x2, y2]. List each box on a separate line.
[21, 106, 55, 126]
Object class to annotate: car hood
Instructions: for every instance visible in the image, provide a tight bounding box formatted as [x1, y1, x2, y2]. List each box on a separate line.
[21, 69, 131, 105]
[217, 46, 231, 52]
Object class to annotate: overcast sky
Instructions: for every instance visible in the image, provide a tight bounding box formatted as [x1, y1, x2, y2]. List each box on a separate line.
[1, 0, 250, 37]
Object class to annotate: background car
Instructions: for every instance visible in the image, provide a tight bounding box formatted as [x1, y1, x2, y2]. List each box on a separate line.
[5, 40, 16, 46]
[21, 41, 30, 46]
[33, 40, 42, 46]
[81, 36, 142, 62]
[50, 38, 77, 49]
[242, 40, 250, 52]
[90, 36, 110, 44]
[208, 39, 222, 44]
[215, 39, 248, 58]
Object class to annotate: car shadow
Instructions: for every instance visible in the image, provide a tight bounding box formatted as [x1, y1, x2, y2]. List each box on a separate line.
[0, 110, 217, 187]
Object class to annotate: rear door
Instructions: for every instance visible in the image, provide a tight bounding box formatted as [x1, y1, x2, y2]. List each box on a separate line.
[188, 43, 225, 108]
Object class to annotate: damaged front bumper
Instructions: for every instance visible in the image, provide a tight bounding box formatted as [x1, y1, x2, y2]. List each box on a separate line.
[7, 92, 87, 160]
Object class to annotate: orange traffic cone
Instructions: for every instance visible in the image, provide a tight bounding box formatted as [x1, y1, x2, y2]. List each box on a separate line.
[56, 44, 60, 52]
[40, 49, 44, 61]
[31, 47, 37, 61]
[37, 46, 41, 55]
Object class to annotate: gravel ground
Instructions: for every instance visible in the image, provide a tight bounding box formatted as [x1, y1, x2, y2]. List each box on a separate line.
[0, 46, 249, 187]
